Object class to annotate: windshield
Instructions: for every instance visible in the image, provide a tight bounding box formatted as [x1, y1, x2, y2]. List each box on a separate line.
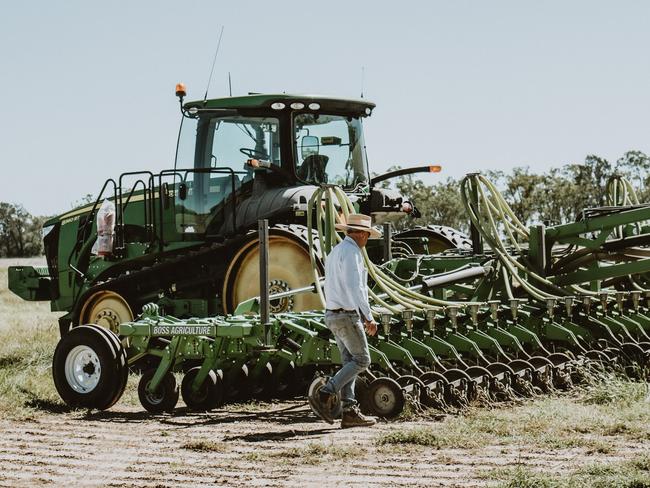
[176, 115, 281, 174]
[293, 114, 369, 188]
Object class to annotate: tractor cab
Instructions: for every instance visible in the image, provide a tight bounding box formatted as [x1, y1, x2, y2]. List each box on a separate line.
[177, 93, 374, 188]
[168, 93, 376, 237]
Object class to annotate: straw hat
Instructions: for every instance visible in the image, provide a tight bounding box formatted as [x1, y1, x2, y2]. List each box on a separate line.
[335, 213, 382, 239]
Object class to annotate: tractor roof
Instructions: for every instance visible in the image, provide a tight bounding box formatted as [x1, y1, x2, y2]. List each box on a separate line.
[184, 93, 375, 116]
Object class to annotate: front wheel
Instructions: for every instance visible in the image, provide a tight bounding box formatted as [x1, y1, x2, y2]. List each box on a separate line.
[52, 325, 125, 410]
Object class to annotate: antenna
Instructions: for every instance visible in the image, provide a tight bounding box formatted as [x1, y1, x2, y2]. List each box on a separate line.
[203, 25, 225, 102]
[360, 66, 365, 98]
[228, 72, 232, 97]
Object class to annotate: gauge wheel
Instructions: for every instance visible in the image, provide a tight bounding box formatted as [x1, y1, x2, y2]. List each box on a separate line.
[367, 377, 405, 419]
[181, 367, 224, 411]
[86, 323, 129, 409]
[222, 226, 323, 314]
[79, 290, 134, 334]
[52, 325, 125, 410]
[138, 369, 179, 413]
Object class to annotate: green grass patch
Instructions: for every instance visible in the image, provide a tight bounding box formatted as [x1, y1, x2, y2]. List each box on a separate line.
[377, 428, 443, 448]
[181, 439, 228, 452]
[245, 442, 365, 465]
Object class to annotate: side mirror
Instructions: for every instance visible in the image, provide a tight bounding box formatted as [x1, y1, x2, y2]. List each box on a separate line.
[301, 135, 319, 159]
[178, 182, 187, 201]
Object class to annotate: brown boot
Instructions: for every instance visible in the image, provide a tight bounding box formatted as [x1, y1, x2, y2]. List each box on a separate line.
[341, 406, 377, 428]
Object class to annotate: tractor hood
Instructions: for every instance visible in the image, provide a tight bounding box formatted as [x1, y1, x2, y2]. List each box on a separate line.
[222, 184, 320, 232]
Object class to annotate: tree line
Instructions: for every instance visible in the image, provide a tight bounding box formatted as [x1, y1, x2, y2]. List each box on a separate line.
[0, 203, 48, 257]
[389, 150, 650, 233]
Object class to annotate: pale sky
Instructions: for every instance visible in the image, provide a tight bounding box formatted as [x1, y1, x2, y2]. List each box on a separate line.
[1, 1, 649, 216]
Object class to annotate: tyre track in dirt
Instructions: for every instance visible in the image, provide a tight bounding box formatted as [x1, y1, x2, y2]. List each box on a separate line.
[0, 401, 644, 487]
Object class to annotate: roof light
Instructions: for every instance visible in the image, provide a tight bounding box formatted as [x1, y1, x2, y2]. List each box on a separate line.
[365, 107, 371, 115]
[175, 83, 187, 98]
[271, 102, 286, 110]
[308, 103, 320, 110]
[188, 107, 198, 115]
[290, 102, 305, 110]
[429, 165, 442, 173]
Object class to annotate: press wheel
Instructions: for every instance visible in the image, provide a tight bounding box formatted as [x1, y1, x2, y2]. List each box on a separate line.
[181, 367, 224, 411]
[367, 377, 405, 419]
[138, 369, 179, 414]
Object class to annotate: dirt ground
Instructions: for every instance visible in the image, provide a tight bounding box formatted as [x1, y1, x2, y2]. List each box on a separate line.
[0, 399, 644, 488]
[1, 258, 649, 487]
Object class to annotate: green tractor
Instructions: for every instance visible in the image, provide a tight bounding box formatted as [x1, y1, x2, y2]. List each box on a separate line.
[9, 86, 470, 336]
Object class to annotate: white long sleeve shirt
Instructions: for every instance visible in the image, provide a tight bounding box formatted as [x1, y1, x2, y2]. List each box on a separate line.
[324, 236, 373, 322]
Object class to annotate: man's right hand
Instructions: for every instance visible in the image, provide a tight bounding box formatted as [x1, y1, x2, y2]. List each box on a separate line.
[364, 320, 378, 337]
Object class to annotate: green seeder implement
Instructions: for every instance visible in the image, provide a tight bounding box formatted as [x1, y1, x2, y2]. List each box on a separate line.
[48, 174, 650, 418]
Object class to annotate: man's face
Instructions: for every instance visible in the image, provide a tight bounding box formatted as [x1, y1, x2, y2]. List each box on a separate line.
[349, 230, 370, 248]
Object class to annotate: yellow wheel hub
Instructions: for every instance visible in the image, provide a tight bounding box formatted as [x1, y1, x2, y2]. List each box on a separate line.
[223, 234, 322, 313]
[80, 291, 134, 334]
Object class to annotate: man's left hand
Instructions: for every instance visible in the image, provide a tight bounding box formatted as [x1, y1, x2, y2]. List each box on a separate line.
[364, 320, 378, 336]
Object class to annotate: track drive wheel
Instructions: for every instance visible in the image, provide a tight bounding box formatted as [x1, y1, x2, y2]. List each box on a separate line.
[394, 225, 472, 254]
[367, 377, 405, 419]
[52, 325, 126, 410]
[138, 369, 179, 413]
[181, 367, 224, 411]
[79, 290, 133, 334]
[222, 226, 323, 314]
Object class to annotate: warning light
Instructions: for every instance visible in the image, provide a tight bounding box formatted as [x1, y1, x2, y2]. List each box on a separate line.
[429, 165, 442, 173]
[175, 83, 187, 98]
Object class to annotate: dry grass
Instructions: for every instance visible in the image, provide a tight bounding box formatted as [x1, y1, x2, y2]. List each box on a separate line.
[0, 258, 63, 418]
[376, 375, 650, 453]
[244, 442, 366, 465]
[483, 453, 650, 487]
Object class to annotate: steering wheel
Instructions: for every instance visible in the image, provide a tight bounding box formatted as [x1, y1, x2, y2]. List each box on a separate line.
[239, 147, 268, 159]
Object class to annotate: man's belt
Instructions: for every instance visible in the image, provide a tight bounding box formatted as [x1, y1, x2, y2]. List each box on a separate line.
[326, 308, 356, 313]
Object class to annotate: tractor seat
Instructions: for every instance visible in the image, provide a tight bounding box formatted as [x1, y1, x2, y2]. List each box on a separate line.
[297, 154, 329, 183]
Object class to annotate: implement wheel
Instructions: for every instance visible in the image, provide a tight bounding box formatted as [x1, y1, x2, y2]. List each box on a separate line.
[79, 290, 133, 334]
[367, 377, 405, 419]
[181, 367, 224, 411]
[52, 325, 126, 410]
[222, 226, 323, 314]
[138, 369, 179, 414]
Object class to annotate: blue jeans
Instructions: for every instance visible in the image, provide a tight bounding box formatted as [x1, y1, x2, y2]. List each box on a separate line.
[322, 311, 371, 410]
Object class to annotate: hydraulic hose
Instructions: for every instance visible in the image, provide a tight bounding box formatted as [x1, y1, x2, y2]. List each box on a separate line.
[305, 185, 475, 319]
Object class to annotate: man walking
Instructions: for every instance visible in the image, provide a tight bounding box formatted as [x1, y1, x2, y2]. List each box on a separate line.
[309, 213, 380, 428]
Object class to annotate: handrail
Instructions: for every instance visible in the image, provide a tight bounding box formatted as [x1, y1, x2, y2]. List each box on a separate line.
[117, 171, 155, 249]
[66, 178, 117, 302]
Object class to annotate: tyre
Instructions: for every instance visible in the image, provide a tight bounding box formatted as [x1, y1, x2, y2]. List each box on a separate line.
[138, 369, 179, 413]
[367, 377, 405, 419]
[52, 325, 123, 410]
[88, 324, 129, 409]
[181, 367, 224, 411]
